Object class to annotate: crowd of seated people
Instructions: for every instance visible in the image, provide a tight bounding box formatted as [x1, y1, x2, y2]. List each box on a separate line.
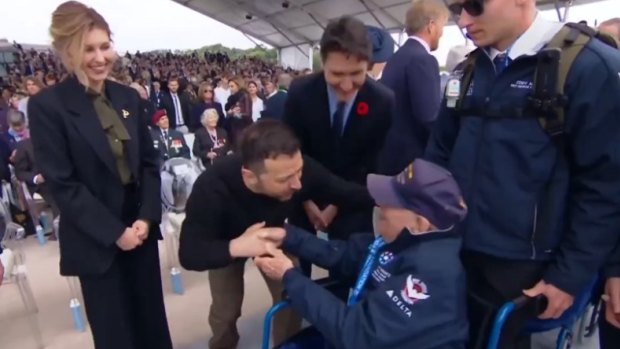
[0, 46, 299, 239]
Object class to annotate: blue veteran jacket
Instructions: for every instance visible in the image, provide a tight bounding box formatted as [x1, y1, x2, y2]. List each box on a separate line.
[282, 225, 468, 349]
[425, 16, 620, 296]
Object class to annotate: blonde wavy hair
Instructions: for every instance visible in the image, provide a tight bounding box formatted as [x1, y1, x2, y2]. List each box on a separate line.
[49, 1, 115, 86]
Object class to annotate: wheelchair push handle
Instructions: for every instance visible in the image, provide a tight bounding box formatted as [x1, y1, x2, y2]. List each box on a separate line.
[511, 294, 548, 314]
[262, 300, 292, 349]
[486, 295, 546, 349]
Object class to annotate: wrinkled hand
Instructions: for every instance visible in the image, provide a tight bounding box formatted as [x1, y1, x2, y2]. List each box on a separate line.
[132, 220, 150, 241]
[207, 151, 217, 160]
[321, 205, 338, 229]
[303, 201, 327, 231]
[229, 222, 286, 258]
[523, 280, 574, 319]
[34, 174, 45, 185]
[255, 247, 294, 281]
[604, 277, 620, 329]
[116, 227, 143, 251]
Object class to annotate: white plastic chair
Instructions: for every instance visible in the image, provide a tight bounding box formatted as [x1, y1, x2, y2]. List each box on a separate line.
[160, 158, 201, 295]
[17, 181, 51, 246]
[1, 198, 44, 348]
[53, 216, 87, 332]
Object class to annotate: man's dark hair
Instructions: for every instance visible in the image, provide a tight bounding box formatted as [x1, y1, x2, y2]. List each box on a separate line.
[319, 16, 371, 62]
[238, 119, 300, 172]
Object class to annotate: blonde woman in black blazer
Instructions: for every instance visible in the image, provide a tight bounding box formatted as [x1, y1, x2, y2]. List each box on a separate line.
[28, 2, 172, 349]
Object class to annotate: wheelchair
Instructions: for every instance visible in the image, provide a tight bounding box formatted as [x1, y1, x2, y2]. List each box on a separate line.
[261, 277, 600, 349]
[261, 278, 340, 349]
[487, 277, 600, 349]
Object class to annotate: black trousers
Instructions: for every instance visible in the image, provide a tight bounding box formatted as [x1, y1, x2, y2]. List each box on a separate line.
[462, 251, 546, 349]
[79, 236, 172, 349]
[78, 184, 172, 349]
[599, 304, 620, 348]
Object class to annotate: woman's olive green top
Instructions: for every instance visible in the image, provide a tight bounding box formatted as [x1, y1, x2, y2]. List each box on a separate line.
[88, 89, 132, 184]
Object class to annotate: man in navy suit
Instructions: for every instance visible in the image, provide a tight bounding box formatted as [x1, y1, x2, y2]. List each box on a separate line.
[284, 16, 394, 244]
[378, 0, 449, 175]
[262, 73, 292, 121]
[160, 77, 191, 133]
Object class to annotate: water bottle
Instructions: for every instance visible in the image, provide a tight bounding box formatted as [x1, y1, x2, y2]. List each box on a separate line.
[40, 212, 51, 233]
[171, 267, 184, 295]
[70, 298, 86, 332]
[35, 225, 46, 245]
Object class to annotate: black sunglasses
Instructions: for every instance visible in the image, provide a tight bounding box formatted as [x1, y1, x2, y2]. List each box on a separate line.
[448, 0, 484, 17]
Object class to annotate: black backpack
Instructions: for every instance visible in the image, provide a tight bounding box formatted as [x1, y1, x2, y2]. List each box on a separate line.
[450, 23, 619, 249]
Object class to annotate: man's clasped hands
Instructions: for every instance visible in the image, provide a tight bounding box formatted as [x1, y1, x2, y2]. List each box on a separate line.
[229, 222, 293, 281]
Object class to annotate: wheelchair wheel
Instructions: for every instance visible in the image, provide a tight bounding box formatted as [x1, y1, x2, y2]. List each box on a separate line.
[556, 328, 572, 349]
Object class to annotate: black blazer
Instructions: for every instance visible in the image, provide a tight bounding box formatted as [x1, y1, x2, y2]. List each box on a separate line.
[262, 90, 287, 120]
[190, 101, 225, 131]
[150, 127, 191, 165]
[160, 91, 191, 129]
[150, 89, 163, 109]
[284, 73, 394, 185]
[378, 39, 441, 175]
[28, 77, 162, 276]
[192, 127, 230, 167]
[140, 98, 156, 127]
[13, 138, 38, 189]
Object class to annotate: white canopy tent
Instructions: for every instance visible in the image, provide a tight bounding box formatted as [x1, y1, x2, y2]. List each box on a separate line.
[172, 0, 606, 69]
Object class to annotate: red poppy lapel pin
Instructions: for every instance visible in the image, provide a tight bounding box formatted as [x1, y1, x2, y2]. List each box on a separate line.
[357, 101, 369, 117]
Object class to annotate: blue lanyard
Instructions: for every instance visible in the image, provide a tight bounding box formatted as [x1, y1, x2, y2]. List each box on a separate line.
[347, 237, 386, 306]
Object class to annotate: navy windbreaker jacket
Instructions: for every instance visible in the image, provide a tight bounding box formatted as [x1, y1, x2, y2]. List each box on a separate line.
[425, 28, 620, 295]
[282, 225, 468, 349]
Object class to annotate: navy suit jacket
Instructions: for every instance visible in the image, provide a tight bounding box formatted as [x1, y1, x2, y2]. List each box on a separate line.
[284, 73, 393, 185]
[150, 127, 191, 165]
[378, 39, 441, 175]
[262, 90, 287, 120]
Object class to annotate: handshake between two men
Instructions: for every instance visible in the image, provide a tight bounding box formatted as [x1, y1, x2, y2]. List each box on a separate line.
[228, 221, 294, 282]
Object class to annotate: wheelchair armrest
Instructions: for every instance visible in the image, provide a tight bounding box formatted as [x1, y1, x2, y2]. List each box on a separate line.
[281, 276, 344, 300]
[314, 277, 343, 291]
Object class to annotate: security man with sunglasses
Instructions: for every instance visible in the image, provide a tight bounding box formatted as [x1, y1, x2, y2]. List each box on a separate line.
[425, 1, 620, 348]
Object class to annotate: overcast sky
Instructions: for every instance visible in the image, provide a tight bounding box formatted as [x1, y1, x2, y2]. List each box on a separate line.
[0, 0, 617, 65]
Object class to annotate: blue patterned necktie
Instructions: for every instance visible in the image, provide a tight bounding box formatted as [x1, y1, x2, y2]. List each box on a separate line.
[332, 102, 346, 137]
[493, 53, 510, 74]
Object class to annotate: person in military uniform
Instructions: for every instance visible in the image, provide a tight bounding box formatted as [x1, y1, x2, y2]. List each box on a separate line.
[150, 109, 190, 165]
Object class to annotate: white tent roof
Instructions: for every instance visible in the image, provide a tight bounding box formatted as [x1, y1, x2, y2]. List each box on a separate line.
[172, 0, 605, 49]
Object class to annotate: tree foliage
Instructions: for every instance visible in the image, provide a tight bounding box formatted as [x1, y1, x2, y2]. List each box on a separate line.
[145, 44, 278, 62]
